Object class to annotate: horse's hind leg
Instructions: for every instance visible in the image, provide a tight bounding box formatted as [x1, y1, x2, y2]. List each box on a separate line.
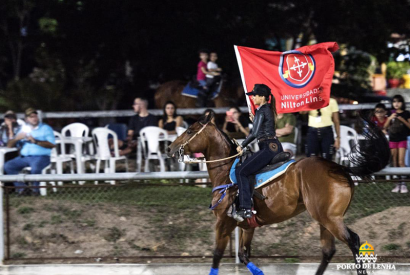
[210, 219, 236, 275]
[315, 225, 336, 275]
[239, 228, 255, 264]
[239, 227, 264, 275]
[323, 220, 367, 275]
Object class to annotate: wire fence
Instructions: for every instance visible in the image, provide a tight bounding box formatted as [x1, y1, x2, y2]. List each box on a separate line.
[3, 179, 410, 263]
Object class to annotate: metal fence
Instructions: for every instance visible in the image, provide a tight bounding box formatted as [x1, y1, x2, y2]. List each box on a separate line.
[5, 102, 409, 120]
[3, 177, 410, 263]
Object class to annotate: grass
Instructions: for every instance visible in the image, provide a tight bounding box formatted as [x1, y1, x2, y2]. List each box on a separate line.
[382, 243, 401, 251]
[104, 227, 125, 243]
[17, 206, 35, 215]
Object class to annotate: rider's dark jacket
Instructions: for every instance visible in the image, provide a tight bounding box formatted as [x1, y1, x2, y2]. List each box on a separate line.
[240, 104, 276, 148]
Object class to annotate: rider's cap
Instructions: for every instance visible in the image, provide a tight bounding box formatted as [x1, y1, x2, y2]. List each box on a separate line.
[245, 84, 271, 97]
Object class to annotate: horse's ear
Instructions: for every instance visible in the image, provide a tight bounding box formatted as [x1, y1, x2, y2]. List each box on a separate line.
[200, 111, 214, 124]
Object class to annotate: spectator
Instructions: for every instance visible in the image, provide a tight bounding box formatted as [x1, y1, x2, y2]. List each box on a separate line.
[371, 103, 388, 135]
[383, 95, 410, 193]
[158, 101, 184, 135]
[276, 113, 297, 157]
[197, 49, 209, 88]
[205, 52, 222, 93]
[4, 108, 55, 196]
[120, 98, 158, 156]
[0, 110, 21, 146]
[302, 97, 340, 160]
[222, 107, 249, 139]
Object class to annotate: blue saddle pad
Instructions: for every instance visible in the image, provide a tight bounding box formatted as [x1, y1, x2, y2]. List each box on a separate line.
[181, 81, 222, 99]
[230, 157, 295, 189]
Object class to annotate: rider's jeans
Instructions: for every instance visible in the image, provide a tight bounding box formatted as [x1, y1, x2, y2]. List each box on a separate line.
[305, 126, 335, 160]
[235, 139, 283, 209]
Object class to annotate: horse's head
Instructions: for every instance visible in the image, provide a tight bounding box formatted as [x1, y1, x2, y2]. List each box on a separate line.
[167, 112, 215, 158]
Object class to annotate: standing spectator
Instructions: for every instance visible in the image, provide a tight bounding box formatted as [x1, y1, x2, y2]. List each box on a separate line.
[302, 97, 340, 160]
[276, 113, 297, 157]
[371, 103, 388, 134]
[120, 98, 158, 156]
[158, 101, 184, 135]
[222, 107, 249, 139]
[0, 110, 21, 146]
[383, 95, 410, 193]
[4, 108, 55, 196]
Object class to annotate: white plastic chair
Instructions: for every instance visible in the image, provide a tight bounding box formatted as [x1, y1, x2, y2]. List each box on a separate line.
[61, 123, 94, 177]
[139, 126, 168, 172]
[62, 122, 89, 137]
[176, 126, 186, 136]
[92, 128, 128, 185]
[336, 125, 360, 165]
[182, 121, 189, 129]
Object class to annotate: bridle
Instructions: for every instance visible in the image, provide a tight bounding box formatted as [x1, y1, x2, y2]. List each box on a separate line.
[177, 122, 242, 164]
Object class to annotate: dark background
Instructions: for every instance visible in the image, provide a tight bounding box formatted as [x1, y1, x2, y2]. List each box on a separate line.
[0, 0, 409, 112]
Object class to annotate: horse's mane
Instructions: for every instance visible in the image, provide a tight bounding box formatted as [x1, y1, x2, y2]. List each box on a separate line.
[213, 124, 236, 155]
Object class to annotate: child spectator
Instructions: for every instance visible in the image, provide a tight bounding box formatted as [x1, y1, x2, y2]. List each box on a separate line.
[206, 52, 222, 92]
[383, 95, 410, 193]
[197, 49, 209, 88]
[158, 101, 184, 135]
[222, 107, 249, 139]
[371, 103, 388, 134]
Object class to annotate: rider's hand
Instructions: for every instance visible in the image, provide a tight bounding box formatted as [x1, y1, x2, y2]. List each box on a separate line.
[236, 146, 243, 155]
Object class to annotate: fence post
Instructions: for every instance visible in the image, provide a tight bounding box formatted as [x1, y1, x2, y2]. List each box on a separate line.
[235, 226, 239, 264]
[0, 184, 4, 264]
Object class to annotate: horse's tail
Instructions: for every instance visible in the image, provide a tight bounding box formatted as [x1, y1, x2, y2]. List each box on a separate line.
[344, 113, 390, 179]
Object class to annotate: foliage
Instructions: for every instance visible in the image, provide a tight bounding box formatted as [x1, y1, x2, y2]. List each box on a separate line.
[386, 61, 409, 79]
[333, 47, 376, 94]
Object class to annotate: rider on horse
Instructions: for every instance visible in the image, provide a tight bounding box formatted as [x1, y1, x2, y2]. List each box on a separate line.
[235, 84, 283, 220]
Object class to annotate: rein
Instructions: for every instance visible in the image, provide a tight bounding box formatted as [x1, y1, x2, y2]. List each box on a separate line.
[178, 123, 242, 164]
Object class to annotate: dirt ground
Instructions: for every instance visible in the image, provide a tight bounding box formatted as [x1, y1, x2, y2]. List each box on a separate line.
[6, 195, 410, 263]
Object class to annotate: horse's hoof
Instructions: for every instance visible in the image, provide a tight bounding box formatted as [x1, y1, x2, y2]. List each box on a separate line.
[246, 262, 264, 275]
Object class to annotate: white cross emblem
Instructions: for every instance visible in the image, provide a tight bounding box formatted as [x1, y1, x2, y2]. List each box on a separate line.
[290, 56, 308, 78]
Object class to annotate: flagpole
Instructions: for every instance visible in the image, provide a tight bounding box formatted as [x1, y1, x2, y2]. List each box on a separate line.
[234, 45, 252, 116]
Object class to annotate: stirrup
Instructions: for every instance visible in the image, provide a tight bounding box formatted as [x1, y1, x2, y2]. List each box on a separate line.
[233, 209, 253, 222]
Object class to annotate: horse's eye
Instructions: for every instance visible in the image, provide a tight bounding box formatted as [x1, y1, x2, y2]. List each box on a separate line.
[187, 130, 192, 134]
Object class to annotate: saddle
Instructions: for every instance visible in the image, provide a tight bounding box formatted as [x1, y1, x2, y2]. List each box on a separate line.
[229, 151, 295, 189]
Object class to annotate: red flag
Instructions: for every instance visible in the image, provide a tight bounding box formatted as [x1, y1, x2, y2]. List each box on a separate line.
[234, 42, 339, 114]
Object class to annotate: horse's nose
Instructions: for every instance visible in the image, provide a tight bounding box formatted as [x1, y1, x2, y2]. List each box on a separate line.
[167, 147, 171, 153]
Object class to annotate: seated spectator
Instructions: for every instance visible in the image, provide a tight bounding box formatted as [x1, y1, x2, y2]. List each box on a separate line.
[371, 103, 388, 134]
[276, 113, 297, 157]
[0, 110, 21, 146]
[5, 108, 55, 196]
[120, 97, 158, 156]
[222, 107, 249, 139]
[158, 101, 184, 134]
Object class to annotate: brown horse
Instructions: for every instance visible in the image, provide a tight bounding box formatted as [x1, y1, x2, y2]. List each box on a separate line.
[168, 112, 390, 275]
[154, 80, 245, 109]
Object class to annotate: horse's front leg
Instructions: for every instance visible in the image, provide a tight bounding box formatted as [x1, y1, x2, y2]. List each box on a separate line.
[210, 217, 236, 275]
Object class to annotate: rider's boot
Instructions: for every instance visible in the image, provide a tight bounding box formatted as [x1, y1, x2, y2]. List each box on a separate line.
[236, 208, 253, 220]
